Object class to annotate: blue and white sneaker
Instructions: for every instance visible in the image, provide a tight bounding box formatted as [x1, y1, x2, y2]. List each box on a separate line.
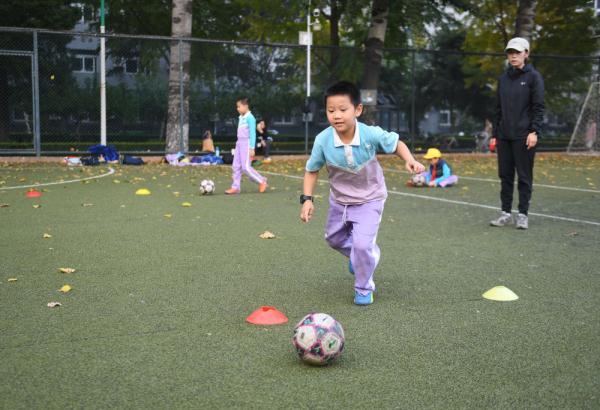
[354, 291, 374, 306]
[348, 260, 355, 275]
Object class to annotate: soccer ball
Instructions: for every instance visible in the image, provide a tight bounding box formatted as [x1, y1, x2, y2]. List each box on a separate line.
[411, 173, 426, 187]
[199, 179, 215, 195]
[292, 312, 345, 366]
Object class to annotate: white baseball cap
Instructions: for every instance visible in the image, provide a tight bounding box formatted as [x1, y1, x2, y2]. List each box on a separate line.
[505, 37, 530, 52]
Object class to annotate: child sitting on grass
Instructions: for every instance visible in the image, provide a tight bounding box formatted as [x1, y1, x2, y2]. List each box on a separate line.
[421, 148, 458, 187]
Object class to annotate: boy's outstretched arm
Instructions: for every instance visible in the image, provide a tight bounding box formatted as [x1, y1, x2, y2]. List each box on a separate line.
[396, 140, 425, 174]
[300, 171, 318, 222]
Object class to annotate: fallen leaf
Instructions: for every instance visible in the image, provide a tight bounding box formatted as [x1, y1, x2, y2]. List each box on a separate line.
[59, 284, 72, 293]
[181, 202, 192, 207]
[259, 231, 276, 239]
[59, 268, 76, 274]
[47, 302, 62, 308]
[566, 231, 579, 237]
[33, 204, 41, 208]
[164, 214, 172, 218]
[82, 203, 94, 207]
[7, 278, 17, 282]
[43, 233, 52, 238]
[113, 179, 121, 183]
[0, 203, 9, 208]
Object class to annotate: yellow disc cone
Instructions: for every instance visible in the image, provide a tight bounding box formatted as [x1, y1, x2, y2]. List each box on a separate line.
[135, 188, 151, 196]
[482, 286, 518, 301]
[59, 284, 72, 293]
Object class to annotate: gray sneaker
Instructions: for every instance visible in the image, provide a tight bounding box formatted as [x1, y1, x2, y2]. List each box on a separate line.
[516, 213, 529, 229]
[490, 211, 513, 227]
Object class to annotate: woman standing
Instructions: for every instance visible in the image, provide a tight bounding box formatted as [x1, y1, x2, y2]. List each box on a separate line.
[490, 37, 544, 230]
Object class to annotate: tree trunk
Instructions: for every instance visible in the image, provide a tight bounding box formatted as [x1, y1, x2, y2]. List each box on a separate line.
[360, 0, 389, 125]
[328, 1, 346, 84]
[515, 0, 537, 41]
[165, 0, 192, 154]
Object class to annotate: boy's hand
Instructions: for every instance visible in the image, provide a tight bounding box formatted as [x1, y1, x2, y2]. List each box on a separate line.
[406, 159, 425, 174]
[300, 201, 314, 222]
[250, 149, 255, 157]
[428, 180, 436, 187]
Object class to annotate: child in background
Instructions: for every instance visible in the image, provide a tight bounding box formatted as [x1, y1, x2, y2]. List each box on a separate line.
[422, 148, 458, 187]
[201, 130, 215, 153]
[256, 119, 273, 163]
[225, 97, 268, 194]
[300, 81, 425, 306]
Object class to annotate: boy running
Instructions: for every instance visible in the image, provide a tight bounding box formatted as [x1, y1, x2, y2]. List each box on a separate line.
[300, 81, 424, 305]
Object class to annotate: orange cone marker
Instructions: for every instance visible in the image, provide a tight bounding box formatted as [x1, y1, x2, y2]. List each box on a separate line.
[246, 306, 288, 325]
[26, 190, 42, 198]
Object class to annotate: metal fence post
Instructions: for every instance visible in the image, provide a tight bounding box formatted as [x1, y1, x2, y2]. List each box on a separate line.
[178, 39, 184, 154]
[32, 30, 41, 157]
[410, 49, 416, 151]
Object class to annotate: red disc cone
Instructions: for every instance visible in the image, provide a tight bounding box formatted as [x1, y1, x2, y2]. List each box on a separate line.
[246, 306, 288, 325]
[26, 190, 42, 198]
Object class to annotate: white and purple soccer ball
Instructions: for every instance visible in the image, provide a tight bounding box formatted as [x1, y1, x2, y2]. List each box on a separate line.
[199, 179, 215, 195]
[292, 312, 345, 366]
[411, 173, 426, 187]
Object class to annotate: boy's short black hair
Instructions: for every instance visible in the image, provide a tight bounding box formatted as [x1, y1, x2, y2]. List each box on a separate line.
[324, 81, 361, 106]
[237, 96, 250, 106]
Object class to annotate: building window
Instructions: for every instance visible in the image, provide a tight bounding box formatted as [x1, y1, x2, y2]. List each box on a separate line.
[439, 110, 451, 126]
[72, 55, 96, 73]
[379, 111, 390, 130]
[114, 57, 139, 74]
[391, 111, 399, 131]
[273, 115, 295, 125]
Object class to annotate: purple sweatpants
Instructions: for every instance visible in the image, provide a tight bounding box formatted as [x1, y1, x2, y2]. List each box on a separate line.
[438, 175, 458, 187]
[325, 197, 385, 295]
[231, 138, 266, 190]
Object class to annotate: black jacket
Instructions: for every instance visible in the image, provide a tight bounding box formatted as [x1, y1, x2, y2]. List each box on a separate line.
[493, 64, 545, 140]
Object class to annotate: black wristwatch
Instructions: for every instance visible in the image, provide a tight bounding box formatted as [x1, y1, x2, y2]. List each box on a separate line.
[300, 194, 314, 204]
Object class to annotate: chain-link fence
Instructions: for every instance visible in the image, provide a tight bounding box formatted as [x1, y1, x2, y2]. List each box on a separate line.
[0, 26, 598, 155]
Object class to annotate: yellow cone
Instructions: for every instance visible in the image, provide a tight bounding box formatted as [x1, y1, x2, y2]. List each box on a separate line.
[136, 188, 151, 196]
[59, 284, 72, 293]
[482, 286, 518, 301]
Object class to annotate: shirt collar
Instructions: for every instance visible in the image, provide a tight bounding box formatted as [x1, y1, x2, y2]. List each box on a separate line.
[239, 111, 252, 120]
[333, 120, 360, 147]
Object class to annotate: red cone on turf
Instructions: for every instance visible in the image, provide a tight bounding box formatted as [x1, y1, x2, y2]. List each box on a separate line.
[26, 190, 42, 198]
[246, 306, 288, 325]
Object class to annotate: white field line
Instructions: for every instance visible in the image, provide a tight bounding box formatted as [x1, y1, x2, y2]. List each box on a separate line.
[0, 167, 115, 190]
[262, 170, 600, 227]
[383, 167, 600, 193]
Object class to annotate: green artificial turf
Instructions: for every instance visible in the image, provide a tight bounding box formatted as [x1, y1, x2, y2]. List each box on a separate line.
[1, 154, 599, 409]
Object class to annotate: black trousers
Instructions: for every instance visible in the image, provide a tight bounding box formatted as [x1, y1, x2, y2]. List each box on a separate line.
[497, 138, 536, 215]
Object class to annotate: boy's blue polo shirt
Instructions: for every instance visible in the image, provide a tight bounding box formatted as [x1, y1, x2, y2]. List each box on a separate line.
[306, 121, 399, 204]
